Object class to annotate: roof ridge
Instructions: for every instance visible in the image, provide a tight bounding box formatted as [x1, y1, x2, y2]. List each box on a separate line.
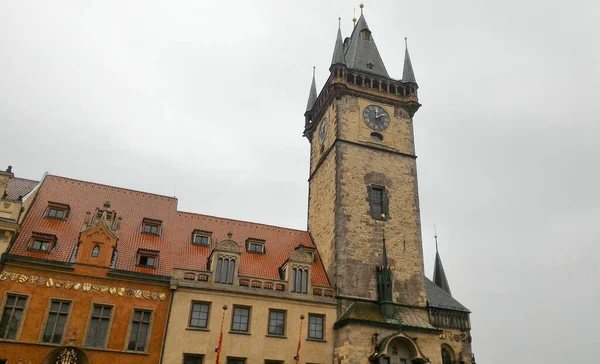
[11, 177, 39, 183]
[177, 211, 309, 234]
[47, 175, 178, 201]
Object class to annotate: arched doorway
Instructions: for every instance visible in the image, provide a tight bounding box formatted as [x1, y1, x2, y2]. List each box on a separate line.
[43, 346, 89, 364]
[373, 333, 427, 364]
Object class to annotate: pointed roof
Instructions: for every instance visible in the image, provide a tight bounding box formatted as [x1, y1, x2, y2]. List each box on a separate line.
[402, 38, 417, 83]
[331, 21, 345, 65]
[344, 13, 389, 78]
[305, 68, 317, 112]
[425, 278, 469, 312]
[433, 246, 452, 296]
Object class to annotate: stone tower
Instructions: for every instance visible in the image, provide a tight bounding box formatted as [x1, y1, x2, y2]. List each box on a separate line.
[305, 5, 475, 364]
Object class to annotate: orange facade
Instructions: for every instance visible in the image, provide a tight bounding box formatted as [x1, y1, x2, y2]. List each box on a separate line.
[0, 262, 170, 363]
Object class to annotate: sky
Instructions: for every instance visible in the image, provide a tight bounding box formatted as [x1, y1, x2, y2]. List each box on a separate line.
[1, 0, 599, 362]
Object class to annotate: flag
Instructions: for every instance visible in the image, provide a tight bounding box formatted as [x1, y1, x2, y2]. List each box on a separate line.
[295, 316, 304, 364]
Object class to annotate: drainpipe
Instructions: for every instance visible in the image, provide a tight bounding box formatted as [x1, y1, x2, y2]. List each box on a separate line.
[159, 287, 176, 364]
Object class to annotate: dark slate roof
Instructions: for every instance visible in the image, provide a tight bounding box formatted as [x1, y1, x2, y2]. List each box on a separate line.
[402, 44, 417, 83]
[305, 69, 317, 112]
[433, 251, 452, 296]
[344, 14, 389, 78]
[337, 301, 437, 330]
[331, 26, 345, 65]
[425, 277, 470, 312]
[5, 178, 39, 200]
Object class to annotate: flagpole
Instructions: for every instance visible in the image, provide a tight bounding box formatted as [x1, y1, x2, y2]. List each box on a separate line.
[294, 314, 305, 364]
[215, 305, 228, 364]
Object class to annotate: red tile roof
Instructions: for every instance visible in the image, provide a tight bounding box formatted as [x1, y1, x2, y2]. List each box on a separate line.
[5, 177, 38, 200]
[11, 175, 330, 286]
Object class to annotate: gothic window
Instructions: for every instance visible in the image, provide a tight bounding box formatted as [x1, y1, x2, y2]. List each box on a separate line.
[91, 245, 100, 258]
[442, 347, 453, 364]
[369, 186, 388, 220]
[127, 309, 152, 352]
[0, 294, 28, 340]
[85, 304, 112, 348]
[347, 74, 355, 84]
[215, 257, 236, 284]
[231, 306, 250, 333]
[42, 300, 71, 344]
[291, 268, 308, 294]
[308, 314, 324, 340]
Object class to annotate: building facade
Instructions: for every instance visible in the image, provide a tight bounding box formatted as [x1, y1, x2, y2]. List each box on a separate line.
[0, 5, 476, 364]
[303, 6, 475, 364]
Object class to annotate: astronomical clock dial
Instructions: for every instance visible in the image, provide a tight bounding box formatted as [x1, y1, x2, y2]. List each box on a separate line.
[363, 105, 390, 131]
[318, 117, 328, 146]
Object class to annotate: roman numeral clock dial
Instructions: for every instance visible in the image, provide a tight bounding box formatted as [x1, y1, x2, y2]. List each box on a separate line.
[363, 105, 390, 131]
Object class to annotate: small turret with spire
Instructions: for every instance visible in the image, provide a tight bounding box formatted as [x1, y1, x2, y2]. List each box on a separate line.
[305, 67, 317, 112]
[376, 214, 394, 319]
[402, 37, 417, 83]
[433, 228, 452, 296]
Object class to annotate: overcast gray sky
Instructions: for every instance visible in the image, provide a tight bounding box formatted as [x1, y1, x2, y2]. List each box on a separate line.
[2, 0, 599, 362]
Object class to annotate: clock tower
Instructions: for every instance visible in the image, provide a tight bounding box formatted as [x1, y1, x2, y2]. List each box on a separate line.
[305, 5, 475, 364]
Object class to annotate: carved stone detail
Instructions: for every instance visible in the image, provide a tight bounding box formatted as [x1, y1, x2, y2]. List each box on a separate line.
[215, 239, 242, 253]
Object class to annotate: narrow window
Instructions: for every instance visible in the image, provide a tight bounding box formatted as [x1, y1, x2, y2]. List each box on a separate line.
[184, 354, 204, 364]
[127, 309, 152, 352]
[42, 300, 71, 343]
[369, 186, 388, 220]
[291, 268, 297, 291]
[85, 304, 112, 348]
[189, 302, 210, 329]
[291, 268, 309, 294]
[268, 310, 285, 336]
[308, 314, 324, 340]
[231, 306, 250, 333]
[302, 270, 308, 294]
[441, 347, 453, 364]
[91, 245, 100, 258]
[0, 294, 28, 339]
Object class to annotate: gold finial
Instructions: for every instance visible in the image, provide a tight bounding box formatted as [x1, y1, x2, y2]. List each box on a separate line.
[360, 2, 364, 15]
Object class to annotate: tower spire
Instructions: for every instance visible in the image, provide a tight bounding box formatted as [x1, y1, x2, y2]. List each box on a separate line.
[344, 8, 389, 77]
[402, 37, 417, 83]
[305, 67, 317, 112]
[331, 18, 346, 66]
[433, 230, 452, 296]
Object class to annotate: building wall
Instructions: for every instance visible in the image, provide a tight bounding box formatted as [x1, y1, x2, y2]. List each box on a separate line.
[162, 286, 336, 364]
[0, 262, 170, 363]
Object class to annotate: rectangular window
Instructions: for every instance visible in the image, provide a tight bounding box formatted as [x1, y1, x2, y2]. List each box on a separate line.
[85, 304, 112, 348]
[227, 358, 246, 364]
[184, 354, 204, 364]
[42, 300, 71, 343]
[127, 309, 152, 352]
[142, 218, 162, 236]
[268, 310, 285, 336]
[308, 314, 324, 340]
[383, 358, 391, 364]
[192, 231, 211, 246]
[369, 186, 388, 220]
[248, 242, 264, 253]
[189, 302, 210, 329]
[31, 239, 51, 252]
[0, 294, 27, 340]
[48, 208, 65, 219]
[231, 306, 250, 333]
[137, 250, 159, 268]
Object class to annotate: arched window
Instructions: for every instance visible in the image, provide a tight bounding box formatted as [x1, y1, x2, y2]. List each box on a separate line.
[441, 347, 453, 364]
[215, 257, 236, 284]
[91, 245, 100, 258]
[291, 268, 309, 293]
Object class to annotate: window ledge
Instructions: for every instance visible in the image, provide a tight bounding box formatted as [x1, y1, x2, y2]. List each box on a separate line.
[45, 216, 67, 221]
[307, 338, 327, 343]
[229, 331, 251, 336]
[186, 327, 210, 332]
[265, 334, 287, 339]
[141, 232, 160, 237]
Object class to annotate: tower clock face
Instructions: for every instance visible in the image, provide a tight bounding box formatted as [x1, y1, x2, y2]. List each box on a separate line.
[363, 105, 390, 131]
[318, 117, 328, 146]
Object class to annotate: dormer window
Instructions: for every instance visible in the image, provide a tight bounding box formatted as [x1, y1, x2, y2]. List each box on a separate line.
[192, 230, 212, 247]
[362, 30, 371, 41]
[141, 218, 162, 236]
[246, 238, 265, 254]
[46, 203, 69, 220]
[136, 250, 159, 268]
[29, 233, 56, 253]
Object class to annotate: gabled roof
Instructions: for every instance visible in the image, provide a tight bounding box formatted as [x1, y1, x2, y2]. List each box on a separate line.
[344, 14, 389, 78]
[10, 175, 330, 287]
[425, 277, 470, 312]
[5, 177, 38, 201]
